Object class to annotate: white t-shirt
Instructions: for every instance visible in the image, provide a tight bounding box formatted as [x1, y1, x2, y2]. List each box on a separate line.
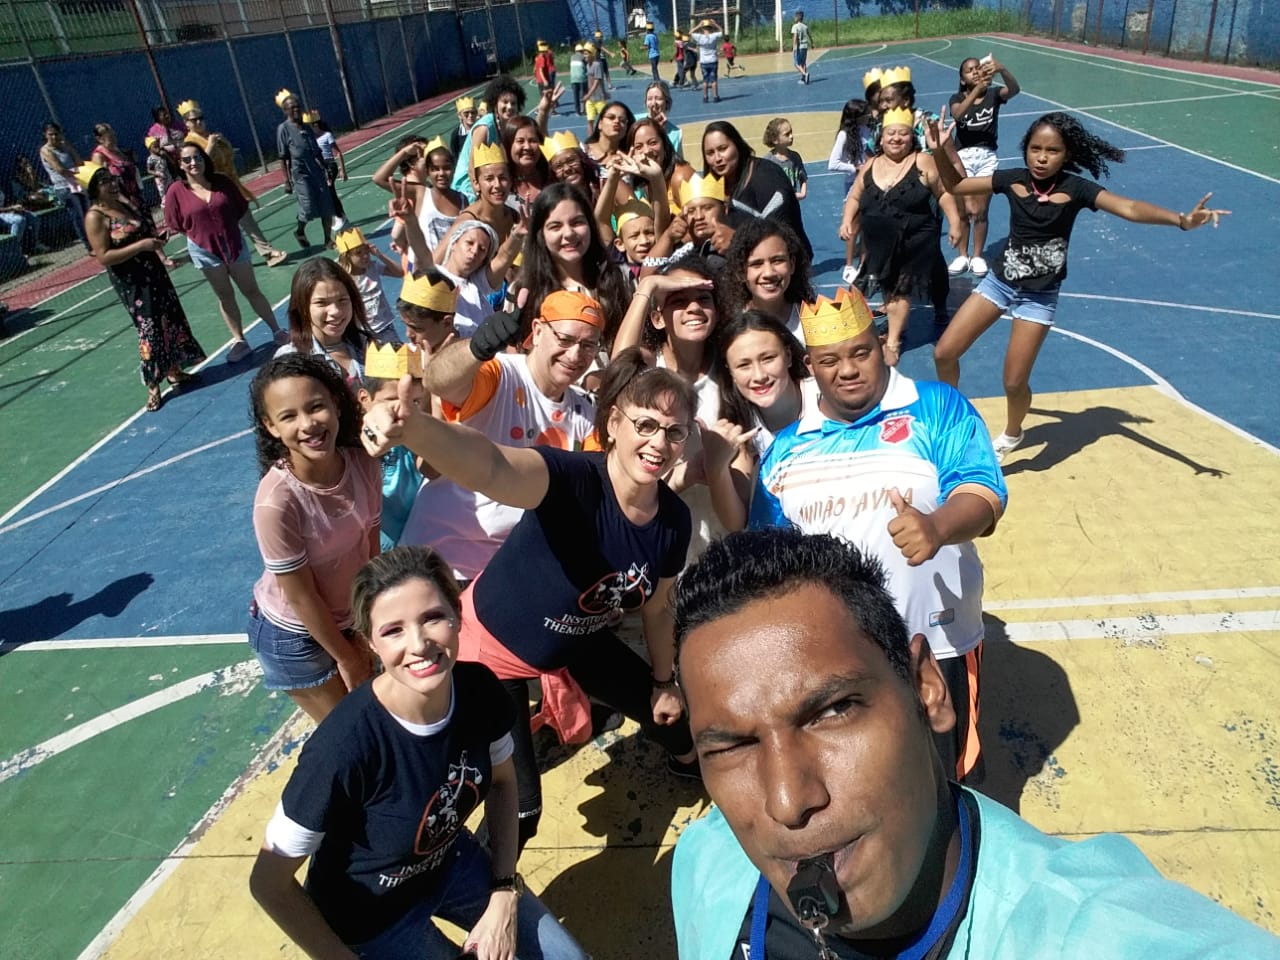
[791, 21, 812, 47]
[398, 353, 596, 580]
[352, 258, 395, 334]
[654, 356, 725, 562]
[435, 263, 495, 339]
[416, 189, 458, 251]
[694, 32, 721, 65]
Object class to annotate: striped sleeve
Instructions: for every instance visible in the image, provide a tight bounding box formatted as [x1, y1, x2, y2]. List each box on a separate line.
[252, 471, 307, 574]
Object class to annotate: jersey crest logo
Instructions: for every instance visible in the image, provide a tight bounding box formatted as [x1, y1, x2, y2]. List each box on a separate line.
[880, 414, 914, 445]
[415, 750, 484, 856]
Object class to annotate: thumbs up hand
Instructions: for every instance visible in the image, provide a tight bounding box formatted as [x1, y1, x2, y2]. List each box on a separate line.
[886, 487, 942, 566]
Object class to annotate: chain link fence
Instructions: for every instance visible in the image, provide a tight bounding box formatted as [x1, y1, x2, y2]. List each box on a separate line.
[1, 0, 569, 250]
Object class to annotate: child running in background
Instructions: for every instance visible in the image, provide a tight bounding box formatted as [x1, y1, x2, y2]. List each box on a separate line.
[828, 98, 876, 284]
[336, 227, 404, 346]
[356, 373, 425, 551]
[926, 112, 1229, 461]
[246, 353, 380, 723]
[617, 37, 638, 76]
[307, 112, 347, 230]
[722, 37, 743, 75]
[946, 54, 1020, 278]
[763, 117, 807, 200]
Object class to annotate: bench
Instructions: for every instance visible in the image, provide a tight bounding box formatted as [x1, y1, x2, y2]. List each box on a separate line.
[0, 233, 29, 281]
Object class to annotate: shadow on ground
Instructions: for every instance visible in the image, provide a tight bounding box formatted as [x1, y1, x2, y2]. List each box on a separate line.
[0, 572, 154, 649]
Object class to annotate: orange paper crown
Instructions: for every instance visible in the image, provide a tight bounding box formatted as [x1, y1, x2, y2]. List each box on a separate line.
[880, 65, 911, 86]
[334, 227, 367, 254]
[400, 271, 459, 313]
[541, 130, 581, 161]
[799, 288, 875, 347]
[880, 107, 915, 129]
[677, 173, 726, 207]
[472, 141, 507, 171]
[364, 342, 424, 380]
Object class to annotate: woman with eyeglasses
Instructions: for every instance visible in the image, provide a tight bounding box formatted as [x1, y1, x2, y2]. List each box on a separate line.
[165, 143, 289, 361]
[179, 100, 288, 267]
[83, 163, 205, 411]
[362, 346, 702, 851]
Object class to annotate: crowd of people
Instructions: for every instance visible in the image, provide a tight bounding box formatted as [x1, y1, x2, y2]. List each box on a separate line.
[18, 40, 1260, 959]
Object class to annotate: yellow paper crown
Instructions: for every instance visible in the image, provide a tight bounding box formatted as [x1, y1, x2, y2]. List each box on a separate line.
[275, 88, 297, 109]
[177, 99, 200, 118]
[537, 40, 550, 50]
[301, 110, 320, 124]
[615, 199, 654, 230]
[472, 141, 507, 171]
[423, 135, 447, 155]
[400, 271, 459, 313]
[364, 342, 424, 380]
[455, 96, 475, 112]
[144, 136, 160, 149]
[334, 227, 367, 254]
[862, 68, 882, 89]
[881, 107, 915, 129]
[540, 130, 581, 161]
[73, 160, 105, 189]
[799, 288, 875, 347]
[881, 65, 911, 86]
[677, 173, 726, 208]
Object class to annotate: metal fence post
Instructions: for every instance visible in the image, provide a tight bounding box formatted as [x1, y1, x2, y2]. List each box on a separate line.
[278, 6, 311, 109]
[421, 8, 441, 89]
[125, 0, 171, 110]
[211, 0, 268, 173]
[8, 1, 62, 127]
[321, 0, 361, 127]
[397, 14, 420, 104]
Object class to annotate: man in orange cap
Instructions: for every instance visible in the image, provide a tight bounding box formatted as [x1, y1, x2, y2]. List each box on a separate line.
[398, 291, 601, 584]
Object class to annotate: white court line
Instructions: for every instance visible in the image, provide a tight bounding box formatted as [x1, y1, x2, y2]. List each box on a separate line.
[1, 633, 244, 653]
[73, 709, 309, 960]
[1077, 91, 1260, 111]
[0, 660, 262, 785]
[1049, 324, 1280, 455]
[912, 50, 1280, 186]
[0, 429, 252, 537]
[986, 586, 1280, 611]
[998, 609, 1280, 644]
[1060, 291, 1280, 322]
[978, 34, 1280, 91]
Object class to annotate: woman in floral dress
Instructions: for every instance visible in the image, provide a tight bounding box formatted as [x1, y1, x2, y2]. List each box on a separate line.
[82, 164, 205, 411]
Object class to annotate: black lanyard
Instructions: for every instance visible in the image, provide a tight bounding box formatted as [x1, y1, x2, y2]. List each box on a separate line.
[748, 790, 973, 960]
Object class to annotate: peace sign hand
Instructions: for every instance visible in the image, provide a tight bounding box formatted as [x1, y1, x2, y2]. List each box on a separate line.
[1180, 193, 1231, 230]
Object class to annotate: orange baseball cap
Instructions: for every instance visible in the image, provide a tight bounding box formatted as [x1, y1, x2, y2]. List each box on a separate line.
[539, 290, 604, 329]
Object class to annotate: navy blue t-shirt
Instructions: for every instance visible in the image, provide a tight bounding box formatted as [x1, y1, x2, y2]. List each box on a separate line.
[992, 168, 1103, 290]
[280, 663, 515, 944]
[473, 447, 692, 669]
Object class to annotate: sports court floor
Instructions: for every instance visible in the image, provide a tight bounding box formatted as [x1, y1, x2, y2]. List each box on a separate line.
[1, 35, 1278, 959]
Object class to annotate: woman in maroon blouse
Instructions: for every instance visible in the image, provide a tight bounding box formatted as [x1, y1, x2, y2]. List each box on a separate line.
[165, 142, 288, 362]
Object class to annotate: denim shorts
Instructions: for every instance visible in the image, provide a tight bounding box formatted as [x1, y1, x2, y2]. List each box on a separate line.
[701, 62, 719, 83]
[188, 234, 251, 270]
[247, 600, 341, 690]
[957, 145, 999, 178]
[974, 271, 1060, 327]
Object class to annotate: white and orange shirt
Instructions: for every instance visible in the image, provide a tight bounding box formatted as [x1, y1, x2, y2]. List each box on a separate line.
[399, 353, 596, 580]
[750, 370, 1007, 659]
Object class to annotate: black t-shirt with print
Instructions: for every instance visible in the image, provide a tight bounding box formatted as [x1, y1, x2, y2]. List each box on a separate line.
[281, 664, 515, 944]
[473, 447, 691, 670]
[948, 87, 1003, 151]
[992, 168, 1104, 290]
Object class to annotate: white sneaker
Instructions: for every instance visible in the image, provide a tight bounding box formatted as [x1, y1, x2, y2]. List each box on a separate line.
[841, 263, 862, 285]
[332, 216, 347, 231]
[947, 255, 970, 276]
[970, 256, 989, 277]
[991, 432, 1024, 463]
[227, 339, 252, 363]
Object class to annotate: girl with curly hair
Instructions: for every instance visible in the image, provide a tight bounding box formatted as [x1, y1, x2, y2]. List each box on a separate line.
[246, 353, 382, 721]
[927, 111, 1229, 461]
[722, 218, 814, 343]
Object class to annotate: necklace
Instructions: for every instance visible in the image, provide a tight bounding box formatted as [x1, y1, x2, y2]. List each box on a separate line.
[1029, 176, 1058, 203]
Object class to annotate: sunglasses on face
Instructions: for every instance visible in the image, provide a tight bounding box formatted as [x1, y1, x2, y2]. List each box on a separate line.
[180, 155, 204, 165]
[185, 115, 205, 122]
[619, 410, 690, 444]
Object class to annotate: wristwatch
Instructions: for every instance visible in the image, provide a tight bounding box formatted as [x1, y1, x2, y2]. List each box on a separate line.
[490, 872, 525, 895]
